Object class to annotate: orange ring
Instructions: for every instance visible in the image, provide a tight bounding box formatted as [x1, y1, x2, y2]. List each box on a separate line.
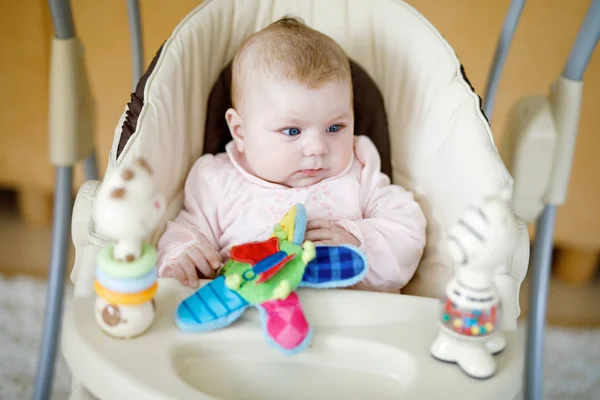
[94, 280, 158, 306]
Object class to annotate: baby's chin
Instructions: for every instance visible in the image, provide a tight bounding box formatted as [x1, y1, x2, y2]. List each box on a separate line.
[255, 160, 351, 187]
[283, 176, 327, 188]
[255, 170, 330, 188]
[280, 169, 339, 188]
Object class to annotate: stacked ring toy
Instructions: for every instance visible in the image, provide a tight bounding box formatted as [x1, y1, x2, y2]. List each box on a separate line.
[93, 242, 159, 339]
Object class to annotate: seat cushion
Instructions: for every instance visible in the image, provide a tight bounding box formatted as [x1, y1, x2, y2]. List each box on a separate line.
[105, 0, 529, 318]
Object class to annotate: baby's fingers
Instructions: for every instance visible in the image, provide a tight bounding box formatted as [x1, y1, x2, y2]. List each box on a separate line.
[179, 254, 200, 287]
[305, 228, 333, 242]
[313, 240, 335, 246]
[307, 219, 334, 230]
[187, 246, 217, 279]
[198, 243, 222, 270]
[162, 263, 187, 283]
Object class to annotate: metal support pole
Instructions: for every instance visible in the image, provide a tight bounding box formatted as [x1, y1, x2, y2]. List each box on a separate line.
[524, 204, 556, 400]
[84, 151, 99, 181]
[48, 0, 75, 38]
[482, 0, 526, 122]
[33, 167, 74, 400]
[127, 0, 144, 90]
[33, 1, 78, 399]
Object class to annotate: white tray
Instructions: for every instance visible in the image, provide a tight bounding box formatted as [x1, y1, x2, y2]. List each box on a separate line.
[61, 278, 522, 400]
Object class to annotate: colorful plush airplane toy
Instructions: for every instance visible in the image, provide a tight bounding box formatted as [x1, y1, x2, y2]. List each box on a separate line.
[174, 204, 369, 354]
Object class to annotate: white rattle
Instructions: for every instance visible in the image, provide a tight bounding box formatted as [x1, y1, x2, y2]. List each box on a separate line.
[91, 158, 166, 339]
[430, 189, 518, 379]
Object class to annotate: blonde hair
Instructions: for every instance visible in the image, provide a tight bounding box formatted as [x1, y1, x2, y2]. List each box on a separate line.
[231, 17, 352, 109]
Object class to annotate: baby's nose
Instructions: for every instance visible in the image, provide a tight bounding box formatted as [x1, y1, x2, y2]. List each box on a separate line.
[303, 135, 328, 156]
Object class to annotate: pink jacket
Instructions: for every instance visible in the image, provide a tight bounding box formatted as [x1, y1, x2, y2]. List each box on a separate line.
[157, 136, 427, 293]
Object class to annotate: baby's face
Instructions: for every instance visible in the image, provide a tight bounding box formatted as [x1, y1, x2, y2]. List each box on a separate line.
[227, 79, 354, 187]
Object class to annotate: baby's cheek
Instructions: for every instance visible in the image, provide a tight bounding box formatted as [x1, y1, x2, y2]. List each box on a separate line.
[331, 145, 354, 173]
[252, 143, 294, 171]
[253, 152, 279, 172]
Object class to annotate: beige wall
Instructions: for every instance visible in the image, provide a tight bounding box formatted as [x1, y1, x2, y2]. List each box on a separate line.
[1, 0, 599, 248]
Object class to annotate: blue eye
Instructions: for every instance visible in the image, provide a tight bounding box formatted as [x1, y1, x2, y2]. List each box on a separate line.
[327, 124, 342, 133]
[282, 127, 301, 136]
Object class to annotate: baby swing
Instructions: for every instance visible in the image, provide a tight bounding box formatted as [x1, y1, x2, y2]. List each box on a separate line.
[33, 0, 599, 399]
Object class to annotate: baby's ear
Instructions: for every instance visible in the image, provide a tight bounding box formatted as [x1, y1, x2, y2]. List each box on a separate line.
[225, 108, 245, 152]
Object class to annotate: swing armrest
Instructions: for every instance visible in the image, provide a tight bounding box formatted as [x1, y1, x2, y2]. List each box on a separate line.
[499, 95, 557, 223]
[71, 179, 110, 297]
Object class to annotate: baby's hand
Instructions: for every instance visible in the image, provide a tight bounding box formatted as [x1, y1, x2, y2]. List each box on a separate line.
[161, 243, 222, 288]
[305, 219, 360, 247]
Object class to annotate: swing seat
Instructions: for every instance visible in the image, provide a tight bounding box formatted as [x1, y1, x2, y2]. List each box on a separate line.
[62, 0, 530, 398]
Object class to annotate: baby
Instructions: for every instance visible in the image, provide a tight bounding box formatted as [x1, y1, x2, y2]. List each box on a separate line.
[156, 17, 427, 294]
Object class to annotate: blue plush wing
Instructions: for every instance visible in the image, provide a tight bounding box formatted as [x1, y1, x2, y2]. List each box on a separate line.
[299, 245, 368, 288]
[292, 203, 308, 245]
[175, 276, 249, 333]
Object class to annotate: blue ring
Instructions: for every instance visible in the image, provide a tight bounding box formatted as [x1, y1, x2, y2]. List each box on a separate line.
[95, 265, 157, 293]
[242, 269, 256, 281]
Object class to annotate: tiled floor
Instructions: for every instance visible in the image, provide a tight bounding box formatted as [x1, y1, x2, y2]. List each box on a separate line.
[1, 189, 598, 327]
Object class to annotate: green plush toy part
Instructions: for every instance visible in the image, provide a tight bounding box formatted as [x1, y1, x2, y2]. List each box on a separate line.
[175, 203, 368, 354]
[222, 232, 315, 304]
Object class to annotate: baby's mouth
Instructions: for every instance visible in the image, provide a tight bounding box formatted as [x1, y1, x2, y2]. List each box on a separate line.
[297, 168, 324, 177]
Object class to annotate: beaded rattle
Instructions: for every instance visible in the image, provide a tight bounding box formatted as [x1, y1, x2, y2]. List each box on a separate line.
[430, 189, 518, 379]
[92, 158, 166, 339]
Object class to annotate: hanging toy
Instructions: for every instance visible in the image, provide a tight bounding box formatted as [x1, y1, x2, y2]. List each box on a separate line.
[175, 204, 369, 354]
[430, 189, 518, 379]
[92, 158, 166, 339]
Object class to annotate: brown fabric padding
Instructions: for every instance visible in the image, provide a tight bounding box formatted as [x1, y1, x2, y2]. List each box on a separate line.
[459, 64, 489, 124]
[204, 60, 392, 177]
[117, 50, 391, 177]
[117, 44, 165, 159]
